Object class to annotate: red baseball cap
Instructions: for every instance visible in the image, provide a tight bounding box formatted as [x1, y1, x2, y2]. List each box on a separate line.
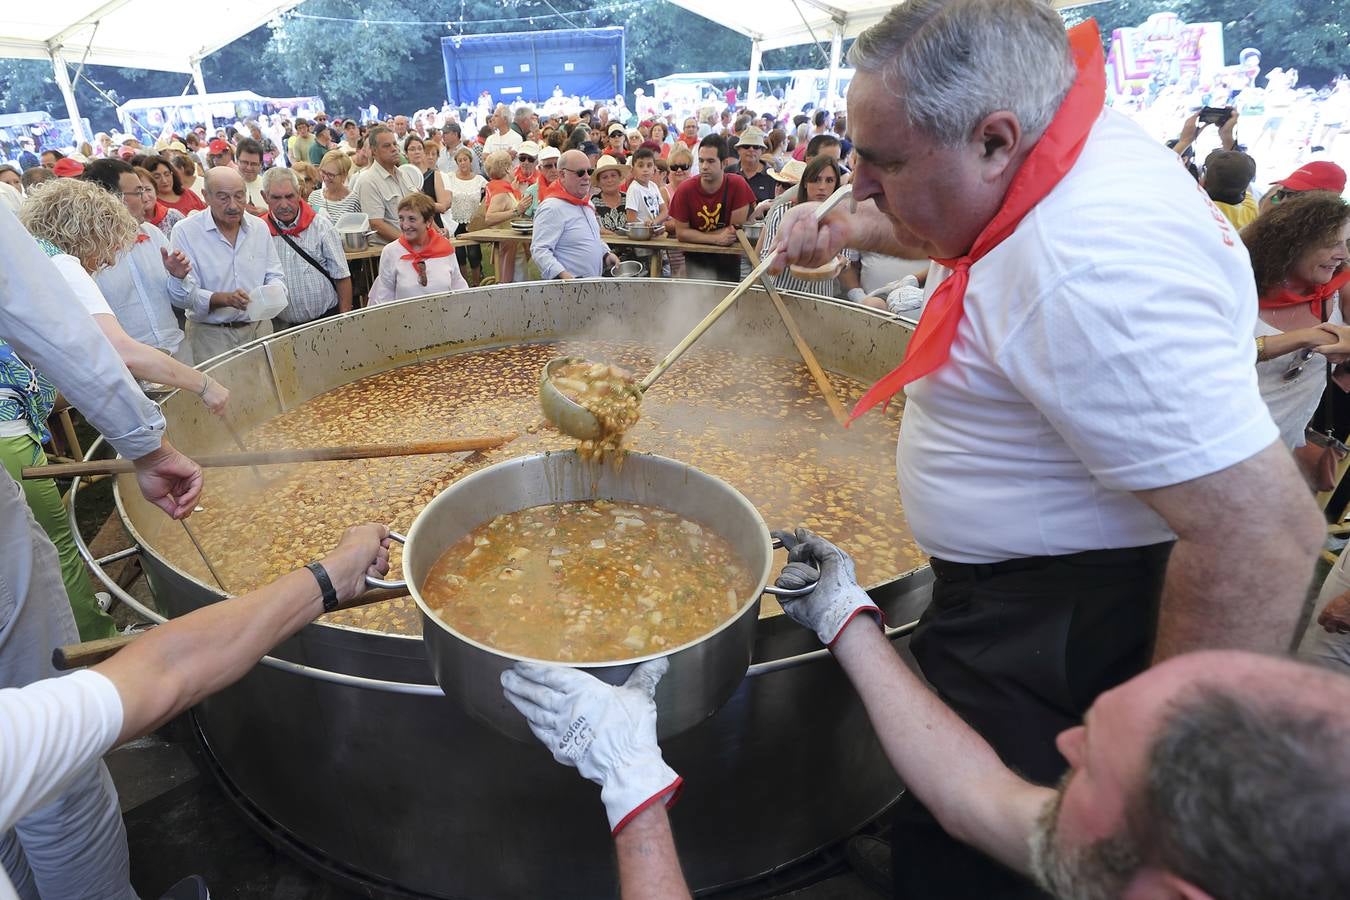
[208, 138, 230, 155]
[1274, 161, 1347, 194]
[52, 158, 84, 177]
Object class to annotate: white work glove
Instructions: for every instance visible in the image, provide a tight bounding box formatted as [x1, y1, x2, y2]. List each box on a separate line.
[867, 274, 924, 314]
[772, 527, 884, 646]
[501, 660, 682, 834]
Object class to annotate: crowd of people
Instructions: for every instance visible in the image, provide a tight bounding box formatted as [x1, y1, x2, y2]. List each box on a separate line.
[2, 0, 1350, 898]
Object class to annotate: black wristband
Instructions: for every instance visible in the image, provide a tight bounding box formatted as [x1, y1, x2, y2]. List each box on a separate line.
[305, 562, 339, 613]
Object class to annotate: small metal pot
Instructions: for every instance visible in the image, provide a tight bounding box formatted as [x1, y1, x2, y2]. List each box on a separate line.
[740, 221, 764, 243]
[609, 260, 646, 278]
[368, 451, 808, 741]
[341, 230, 370, 252]
[625, 222, 653, 240]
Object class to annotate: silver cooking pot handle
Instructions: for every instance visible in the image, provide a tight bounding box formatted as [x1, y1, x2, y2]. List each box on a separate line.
[365, 531, 409, 590]
[765, 533, 819, 599]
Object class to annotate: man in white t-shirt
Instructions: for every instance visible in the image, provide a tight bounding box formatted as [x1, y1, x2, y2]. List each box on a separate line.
[483, 104, 523, 158]
[772, 2, 1324, 897]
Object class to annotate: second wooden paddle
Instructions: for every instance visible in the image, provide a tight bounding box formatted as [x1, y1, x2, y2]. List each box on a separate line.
[735, 230, 850, 427]
[22, 435, 517, 480]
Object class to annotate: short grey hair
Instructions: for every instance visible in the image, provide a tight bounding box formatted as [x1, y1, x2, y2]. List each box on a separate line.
[514, 105, 534, 122]
[1136, 685, 1350, 900]
[849, 0, 1076, 145]
[261, 166, 301, 194]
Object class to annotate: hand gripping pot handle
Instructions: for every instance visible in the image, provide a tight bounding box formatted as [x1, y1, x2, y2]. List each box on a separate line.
[365, 531, 409, 590]
[763, 533, 818, 598]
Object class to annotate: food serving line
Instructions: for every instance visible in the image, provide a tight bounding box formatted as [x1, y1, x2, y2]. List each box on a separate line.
[59, 214, 930, 896]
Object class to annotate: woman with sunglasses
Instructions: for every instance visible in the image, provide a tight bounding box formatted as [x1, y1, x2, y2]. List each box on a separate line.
[1244, 192, 1350, 459]
[368, 193, 468, 305]
[664, 146, 694, 277]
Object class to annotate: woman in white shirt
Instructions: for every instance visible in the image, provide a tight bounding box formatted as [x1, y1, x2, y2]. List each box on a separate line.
[309, 149, 363, 224]
[368, 192, 468, 305]
[444, 146, 488, 285]
[1242, 192, 1350, 451]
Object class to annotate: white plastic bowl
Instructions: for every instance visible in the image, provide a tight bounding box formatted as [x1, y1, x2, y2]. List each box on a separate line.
[247, 283, 289, 322]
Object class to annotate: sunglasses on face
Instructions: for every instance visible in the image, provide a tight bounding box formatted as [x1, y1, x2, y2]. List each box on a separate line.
[669, 164, 690, 171]
[565, 168, 594, 177]
[517, 155, 536, 163]
[413, 259, 427, 287]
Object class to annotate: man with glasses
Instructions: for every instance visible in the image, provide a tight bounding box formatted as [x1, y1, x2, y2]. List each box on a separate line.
[81, 159, 191, 362]
[668, 134, 754, 282]
[532, 149, 617, 280]
[521, 145, 561, 218]
[168, 166, 287, 360]
[234, 138, 270, 217]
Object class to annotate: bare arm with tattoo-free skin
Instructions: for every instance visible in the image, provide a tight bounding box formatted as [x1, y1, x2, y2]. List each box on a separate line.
[614, 805, 692, 900]
[1136, 441, 1325, 660]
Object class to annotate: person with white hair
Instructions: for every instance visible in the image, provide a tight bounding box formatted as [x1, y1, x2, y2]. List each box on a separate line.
[771, 0, 1324, 895]
[260, 167, 351, 330]
[485, 104, 523, 157]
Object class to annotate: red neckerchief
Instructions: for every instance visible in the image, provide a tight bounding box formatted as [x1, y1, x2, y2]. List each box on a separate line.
[539, 177, 594, 208]
[849, 20, 1107, 423]
[145, 201, 168, 226]
[1260, 269, 1350, 315]
[486, 179, 521, 202]
[265, 203, 317, 237]
[398, 231, 456, 262]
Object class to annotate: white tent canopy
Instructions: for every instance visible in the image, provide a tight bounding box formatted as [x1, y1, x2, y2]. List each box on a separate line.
[0, 0, 300, 143]
[663, 0, 1101, 102]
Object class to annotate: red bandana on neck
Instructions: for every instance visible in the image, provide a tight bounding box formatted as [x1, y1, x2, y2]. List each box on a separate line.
[145, 201, 167, 226]
[1259, 269, 1350, 316]
[849, 20, 1108, 423]
[266, 203, 317, 236]
[539, 177, 594, 208]
[398, 230, 456, 262]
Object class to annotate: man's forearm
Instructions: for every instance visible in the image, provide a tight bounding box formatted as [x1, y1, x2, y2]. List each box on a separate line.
[614, 805, 691, 900]
[337, 279, 353, 313]
[370, 218, 401, 242]
[98, 566, 324, 743]
[830, 620, 1048, 874]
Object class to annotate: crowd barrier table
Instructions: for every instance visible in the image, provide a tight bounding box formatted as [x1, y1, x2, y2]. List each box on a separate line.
[465, 225, 744, 277]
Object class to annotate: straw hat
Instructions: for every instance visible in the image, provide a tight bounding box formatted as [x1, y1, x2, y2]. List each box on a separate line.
[593, 154, 630, 181]
[737, 126, 767, 148]
[769, 159, 806, 183]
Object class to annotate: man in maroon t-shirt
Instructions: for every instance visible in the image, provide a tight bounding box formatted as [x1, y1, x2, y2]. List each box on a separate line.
[668, 134, 754, 281]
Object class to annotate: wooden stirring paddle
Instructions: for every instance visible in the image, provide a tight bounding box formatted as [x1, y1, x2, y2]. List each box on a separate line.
[22, 435, 517, 480]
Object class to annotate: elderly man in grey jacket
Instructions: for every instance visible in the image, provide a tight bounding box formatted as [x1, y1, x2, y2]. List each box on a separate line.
[531, 149, 618, 280]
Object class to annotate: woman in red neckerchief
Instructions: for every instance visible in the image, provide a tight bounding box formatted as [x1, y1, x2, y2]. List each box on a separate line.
[133, 165, 184, 239]
[1244, 191, 1350, 454]
[480, 150, 525, 283]
[368, 193, 468, 305]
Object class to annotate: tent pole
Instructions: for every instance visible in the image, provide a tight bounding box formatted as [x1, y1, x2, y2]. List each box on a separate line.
[50, 50, 88, 146]
[191, 59, 207, 95]
[826, 28, 842, 109]
[747, 40, 762, 106]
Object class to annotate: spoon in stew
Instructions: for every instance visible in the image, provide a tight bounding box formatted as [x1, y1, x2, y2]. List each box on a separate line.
[540, 185, 856, 440]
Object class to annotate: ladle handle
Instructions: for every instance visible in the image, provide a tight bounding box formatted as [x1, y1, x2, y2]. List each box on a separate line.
[766, 532, 821, 599]
[639, 249, 783, 392]
[365, 531, 410, 591]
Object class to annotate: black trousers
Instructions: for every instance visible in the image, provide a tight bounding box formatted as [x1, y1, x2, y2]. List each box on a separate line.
[891, 542, 1173, 899]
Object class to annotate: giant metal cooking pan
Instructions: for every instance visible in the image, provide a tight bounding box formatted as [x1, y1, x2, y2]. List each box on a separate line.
[73, 278, 931, 898]
[372, 450, 809, 741]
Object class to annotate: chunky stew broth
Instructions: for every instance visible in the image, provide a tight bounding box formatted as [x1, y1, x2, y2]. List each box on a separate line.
[422, 500, 756, 662]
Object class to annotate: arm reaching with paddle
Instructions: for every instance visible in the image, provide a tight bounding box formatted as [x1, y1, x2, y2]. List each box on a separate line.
[768, 196, 923, 274]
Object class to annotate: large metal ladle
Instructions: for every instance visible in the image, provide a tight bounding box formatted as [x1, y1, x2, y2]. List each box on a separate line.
[541, 185, 856, 440]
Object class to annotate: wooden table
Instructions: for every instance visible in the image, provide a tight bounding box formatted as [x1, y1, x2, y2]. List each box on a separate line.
[465, 226, 743, 277]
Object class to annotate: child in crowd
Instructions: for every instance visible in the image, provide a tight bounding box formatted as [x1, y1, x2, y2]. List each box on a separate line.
[625, 148, 668, 227]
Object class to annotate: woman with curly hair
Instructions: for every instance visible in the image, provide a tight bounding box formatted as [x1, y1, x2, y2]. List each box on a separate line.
[1243, 190, 1350, 450]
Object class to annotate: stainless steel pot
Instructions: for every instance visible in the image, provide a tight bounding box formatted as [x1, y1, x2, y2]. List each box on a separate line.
[371, 451, 808, 741]
[625, 222, 653, 240]
[741, 221, 764, 242]
[341, 230, 370, 252]
[609, 259, 645, 278]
